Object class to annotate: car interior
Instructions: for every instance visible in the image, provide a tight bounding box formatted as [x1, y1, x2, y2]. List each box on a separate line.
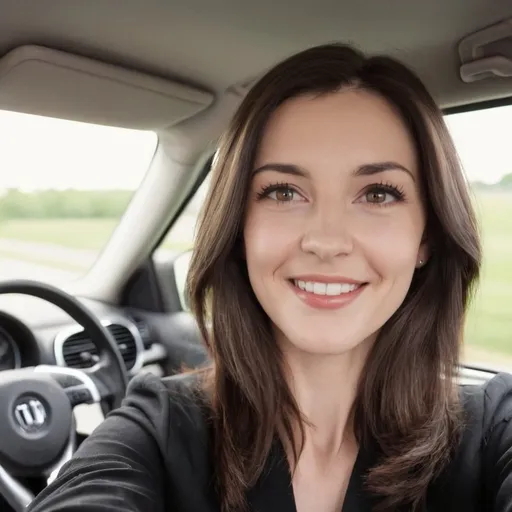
[0, 0, 512, 510]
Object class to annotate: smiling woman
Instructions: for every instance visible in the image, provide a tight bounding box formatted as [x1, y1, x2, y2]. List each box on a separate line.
[185, 43, 481, 511]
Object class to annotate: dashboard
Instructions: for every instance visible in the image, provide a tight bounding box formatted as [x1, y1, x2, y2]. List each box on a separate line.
[0, 295, 170, 379]
[0, 325, 21, 371]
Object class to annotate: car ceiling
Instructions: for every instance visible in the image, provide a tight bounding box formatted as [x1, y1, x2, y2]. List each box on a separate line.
[1, 0, 512, 113]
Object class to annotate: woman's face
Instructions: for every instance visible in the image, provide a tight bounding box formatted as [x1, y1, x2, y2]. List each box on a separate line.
[243, 89, 427, 356]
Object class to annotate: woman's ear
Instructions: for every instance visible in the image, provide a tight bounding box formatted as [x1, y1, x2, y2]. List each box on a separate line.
[416, 238, 429, 268]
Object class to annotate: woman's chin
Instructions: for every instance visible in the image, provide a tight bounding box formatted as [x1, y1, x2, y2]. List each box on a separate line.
[279, 330, 372, 358]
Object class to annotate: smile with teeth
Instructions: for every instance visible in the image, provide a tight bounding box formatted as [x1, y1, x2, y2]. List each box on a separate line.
[293, 280, 362, 296]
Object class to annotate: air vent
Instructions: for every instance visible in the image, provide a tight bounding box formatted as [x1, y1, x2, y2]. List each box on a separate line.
[60, 323, 139, 371]
[130, 316, 153, 348]
[107, 324, 138, 370]
[61, 330, 97, 369]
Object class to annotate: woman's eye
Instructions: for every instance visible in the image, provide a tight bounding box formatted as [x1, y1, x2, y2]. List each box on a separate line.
[256, 183, 304, 204]
[268, 187, 297, 202]
[362, 187, 400, 205]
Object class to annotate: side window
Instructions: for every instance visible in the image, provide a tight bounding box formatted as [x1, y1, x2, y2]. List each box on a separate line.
[446, 104, 512, 370]
[154, 175, 211, 309]
[155, 174, 211, 260]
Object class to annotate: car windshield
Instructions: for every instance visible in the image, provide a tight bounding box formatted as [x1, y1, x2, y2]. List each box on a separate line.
[0, 110, 157, 284]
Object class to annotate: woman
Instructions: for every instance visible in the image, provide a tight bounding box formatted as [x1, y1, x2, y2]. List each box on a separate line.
[28, 43, 512, 511]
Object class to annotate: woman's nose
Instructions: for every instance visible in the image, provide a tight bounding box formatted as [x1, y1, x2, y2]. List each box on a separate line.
[300, 208, 354, 261]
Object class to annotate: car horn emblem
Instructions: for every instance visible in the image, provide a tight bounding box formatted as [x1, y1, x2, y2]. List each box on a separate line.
[14, 397, 48, 433]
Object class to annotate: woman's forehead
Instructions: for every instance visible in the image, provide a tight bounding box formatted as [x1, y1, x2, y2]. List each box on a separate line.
[255, 90, 419, 179]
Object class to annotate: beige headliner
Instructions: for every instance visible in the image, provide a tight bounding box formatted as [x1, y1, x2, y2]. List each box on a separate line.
[1, 0, 512, 122]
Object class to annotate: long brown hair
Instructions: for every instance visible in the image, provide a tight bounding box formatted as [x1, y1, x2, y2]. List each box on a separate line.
[187, 43, 481, 511]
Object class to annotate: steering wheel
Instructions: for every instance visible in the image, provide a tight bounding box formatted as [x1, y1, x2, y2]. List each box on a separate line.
[0, 280, 129, 512]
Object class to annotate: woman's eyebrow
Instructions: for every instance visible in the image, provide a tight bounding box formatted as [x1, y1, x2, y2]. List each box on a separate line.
[354, 161, 415, 181]
[252, 161, 415, 181]
[252, 163, 310, 178]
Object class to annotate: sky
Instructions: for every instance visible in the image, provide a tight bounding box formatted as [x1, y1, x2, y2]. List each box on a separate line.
[445, 105, 512, 184]
[0, 104, 510, 190]
[0, 110, 157, 191]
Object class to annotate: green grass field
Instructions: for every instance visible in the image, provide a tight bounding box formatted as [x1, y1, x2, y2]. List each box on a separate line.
[1, 191, 512, 365]
[464, 192, 512, 363]
[0, 218, 118, 250]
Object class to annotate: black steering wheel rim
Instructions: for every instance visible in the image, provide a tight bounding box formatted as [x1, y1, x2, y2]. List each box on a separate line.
[0, 279, 128, 403]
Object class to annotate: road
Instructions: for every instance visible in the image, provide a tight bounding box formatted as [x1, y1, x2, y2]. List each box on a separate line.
[0, 255, 81, 283]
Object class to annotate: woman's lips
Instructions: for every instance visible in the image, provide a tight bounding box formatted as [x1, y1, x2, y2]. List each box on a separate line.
[288, 279, 367, 310]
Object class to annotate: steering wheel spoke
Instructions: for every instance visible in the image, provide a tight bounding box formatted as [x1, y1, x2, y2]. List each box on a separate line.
[34, 365, 102, 406]
[90, 362, 128, 403]
[45, 420, 76, 486]
[0, 463, 34, 512]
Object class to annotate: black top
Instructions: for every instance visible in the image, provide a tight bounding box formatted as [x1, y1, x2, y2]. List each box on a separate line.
[28, 371, 512, 511]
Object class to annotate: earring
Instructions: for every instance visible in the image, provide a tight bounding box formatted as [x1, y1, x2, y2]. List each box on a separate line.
[418, 259, 424, 267]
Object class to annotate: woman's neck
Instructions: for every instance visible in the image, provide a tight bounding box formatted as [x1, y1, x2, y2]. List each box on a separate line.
[280, 334, 375, 459]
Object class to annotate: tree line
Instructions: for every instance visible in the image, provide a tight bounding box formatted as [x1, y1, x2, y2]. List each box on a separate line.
[472, 172, 512, 191]
[0, 189, 132, 219]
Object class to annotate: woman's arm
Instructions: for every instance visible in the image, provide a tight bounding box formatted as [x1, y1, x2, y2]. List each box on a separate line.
[28, 373, 170, 512]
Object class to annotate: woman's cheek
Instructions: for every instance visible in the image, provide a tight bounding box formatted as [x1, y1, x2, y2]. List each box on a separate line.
[357, 212, 422, 271]
[244, 206, 305, 265]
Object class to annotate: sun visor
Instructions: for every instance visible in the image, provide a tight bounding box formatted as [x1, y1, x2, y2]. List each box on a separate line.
[0, 45, 214, 130]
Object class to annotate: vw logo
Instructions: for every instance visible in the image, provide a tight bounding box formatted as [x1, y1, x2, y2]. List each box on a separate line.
[13, 397, 48, 433]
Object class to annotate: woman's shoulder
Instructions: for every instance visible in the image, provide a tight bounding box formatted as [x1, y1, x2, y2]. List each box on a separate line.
[128, 369, 205, 400]
[461, 371, 512, 429]
[127, 370, 212, 486]
[457, 372, 512, 482]
[125, 370, 210, 434]
[442, 372, 512, 506]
